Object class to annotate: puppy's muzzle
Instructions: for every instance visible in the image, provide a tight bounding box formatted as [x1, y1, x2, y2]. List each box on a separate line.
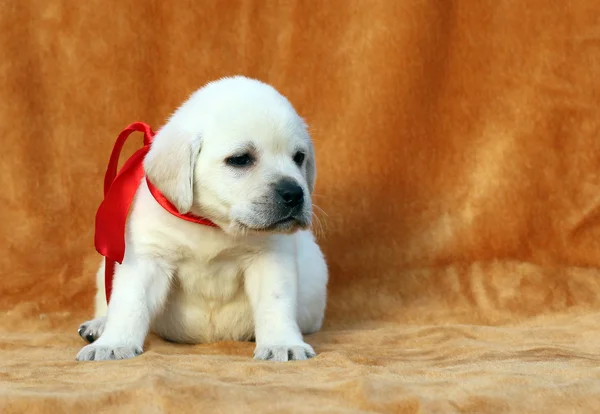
[266, 178, 308, 230]
[274, 178, 304, 210]
[241, 178, 310, 232]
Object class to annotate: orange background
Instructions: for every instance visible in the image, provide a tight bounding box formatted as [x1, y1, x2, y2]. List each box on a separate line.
[1, 1, 600, 412]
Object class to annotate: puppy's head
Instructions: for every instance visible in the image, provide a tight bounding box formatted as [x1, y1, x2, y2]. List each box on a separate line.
[143, 76, 316, 235]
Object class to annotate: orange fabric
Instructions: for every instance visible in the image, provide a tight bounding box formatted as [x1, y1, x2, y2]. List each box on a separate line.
[1, 1, 600, 412]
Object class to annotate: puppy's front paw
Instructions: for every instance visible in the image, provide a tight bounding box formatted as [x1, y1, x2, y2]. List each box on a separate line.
[78, 316, 106, 343]
[254, 342, 316, 362]
[75, 341, 143, 361]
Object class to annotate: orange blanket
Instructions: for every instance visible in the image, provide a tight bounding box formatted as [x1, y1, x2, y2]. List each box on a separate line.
[2, 1, 600, 412]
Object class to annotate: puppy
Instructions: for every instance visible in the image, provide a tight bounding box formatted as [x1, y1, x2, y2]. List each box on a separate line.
[76, 76, 328, 362]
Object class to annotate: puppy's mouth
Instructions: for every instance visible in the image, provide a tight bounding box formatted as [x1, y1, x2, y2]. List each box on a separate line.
[267, 216, 297, 229]
[241, 215, 309, 233]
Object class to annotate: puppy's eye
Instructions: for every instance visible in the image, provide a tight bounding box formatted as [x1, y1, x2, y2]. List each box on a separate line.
[225, 153, 254, 167]
[293, 151, 305, 166]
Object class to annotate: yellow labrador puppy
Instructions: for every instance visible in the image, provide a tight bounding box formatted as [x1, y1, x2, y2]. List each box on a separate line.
[76, 76, 328, 362]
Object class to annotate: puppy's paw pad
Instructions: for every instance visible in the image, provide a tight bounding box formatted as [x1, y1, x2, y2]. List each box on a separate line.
[77, 317, 106, 343]
[254, 343, 316, 362]
[75, 343, 143, 361]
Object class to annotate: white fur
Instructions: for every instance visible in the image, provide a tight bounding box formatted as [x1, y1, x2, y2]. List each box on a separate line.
[76, 77, 328, 362]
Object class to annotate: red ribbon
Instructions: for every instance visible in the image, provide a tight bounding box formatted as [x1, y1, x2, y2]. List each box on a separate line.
[95, 122, 217, 304]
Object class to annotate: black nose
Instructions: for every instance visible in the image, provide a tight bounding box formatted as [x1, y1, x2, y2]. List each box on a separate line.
[274, 179, 304, 208]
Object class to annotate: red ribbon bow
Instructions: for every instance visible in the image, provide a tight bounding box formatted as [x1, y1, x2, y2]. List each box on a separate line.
[95, 122, 217, 303]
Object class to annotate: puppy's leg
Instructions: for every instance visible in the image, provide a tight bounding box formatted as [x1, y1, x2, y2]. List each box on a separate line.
[76, 258, 173, 361]
[245, 250, 315, 362]
[94, 259, 108, 318]
[77, 261, 110, 343]
[295, 233, 328, 335]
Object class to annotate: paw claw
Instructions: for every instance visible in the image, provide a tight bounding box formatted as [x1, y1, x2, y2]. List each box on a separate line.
[254, 343, 316, 362]
[77, 317, 106, 343]
[76, 343, 143, 361]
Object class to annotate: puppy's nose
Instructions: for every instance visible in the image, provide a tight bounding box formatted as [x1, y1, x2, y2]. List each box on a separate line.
[275, 179, 304, 208]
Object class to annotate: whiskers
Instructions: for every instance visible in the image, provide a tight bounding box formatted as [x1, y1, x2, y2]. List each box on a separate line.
[310, 202, 329, 239]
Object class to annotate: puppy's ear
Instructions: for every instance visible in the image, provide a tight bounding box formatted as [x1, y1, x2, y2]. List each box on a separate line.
[301, 119, 317, 194]
[305, 139, 317, 194]
[143, 124, 201, 214]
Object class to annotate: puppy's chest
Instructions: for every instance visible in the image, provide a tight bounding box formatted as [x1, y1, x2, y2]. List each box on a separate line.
[175, 254, 246, 301]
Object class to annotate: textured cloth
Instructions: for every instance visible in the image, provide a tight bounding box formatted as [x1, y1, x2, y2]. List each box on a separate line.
[1, 1, 600, 412]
